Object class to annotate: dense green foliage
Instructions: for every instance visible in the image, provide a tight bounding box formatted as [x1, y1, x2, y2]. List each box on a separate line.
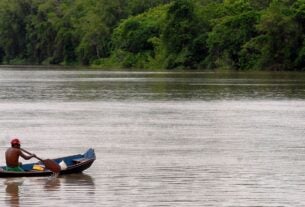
[0, 0, 305, 70]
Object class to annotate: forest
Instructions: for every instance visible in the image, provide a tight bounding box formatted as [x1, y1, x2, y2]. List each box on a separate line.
[0, 0, 305, 71]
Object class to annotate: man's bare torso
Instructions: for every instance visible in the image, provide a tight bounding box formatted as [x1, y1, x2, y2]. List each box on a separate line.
[5, 147, 21, 167]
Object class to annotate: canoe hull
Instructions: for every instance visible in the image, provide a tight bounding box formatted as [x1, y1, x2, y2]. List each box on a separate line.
[0, 148, 96, 178]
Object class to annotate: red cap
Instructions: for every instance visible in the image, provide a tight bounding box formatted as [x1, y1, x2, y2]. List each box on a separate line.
[11, 138, 20, 145]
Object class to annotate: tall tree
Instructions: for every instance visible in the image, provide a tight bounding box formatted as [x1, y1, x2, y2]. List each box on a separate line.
[292, 0, 305, 70]
[162, 0, 207, 69]
[242, 1, 300, 70]
[205, 0, 259, 69]
[0, 0, 32, 63]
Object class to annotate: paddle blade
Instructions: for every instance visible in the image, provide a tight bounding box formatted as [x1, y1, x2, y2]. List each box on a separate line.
[42, 159, 61, 173]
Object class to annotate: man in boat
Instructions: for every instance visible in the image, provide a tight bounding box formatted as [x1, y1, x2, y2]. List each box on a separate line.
[5, 138, 35, 172]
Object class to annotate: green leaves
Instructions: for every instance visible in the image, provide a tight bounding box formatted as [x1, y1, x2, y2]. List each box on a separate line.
[243, 1, 301, 70]
[161, 0, 208, 69]
[207, 11, 260, 69]
[111, 4, 168, 68]
[0, 0, 304, 70]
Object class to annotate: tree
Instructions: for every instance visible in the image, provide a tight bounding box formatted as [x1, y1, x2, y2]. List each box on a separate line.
[242, 1, 300, 70]
[111, 4, 168, 68]
[75, 0, 129, 65]
[292, 0, 305, 70]
[0, 0, 32, 63]
[25, 0, 59, 63]
[162, 0, 208, 69]
[206, 0, 259, 69]
[127, 0, 171, 15]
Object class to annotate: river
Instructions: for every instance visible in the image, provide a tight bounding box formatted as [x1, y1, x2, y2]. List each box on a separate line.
[0, 67, 305, 206]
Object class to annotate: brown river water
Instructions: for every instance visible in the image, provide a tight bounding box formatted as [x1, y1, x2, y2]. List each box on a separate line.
[0, 67, 305, 206]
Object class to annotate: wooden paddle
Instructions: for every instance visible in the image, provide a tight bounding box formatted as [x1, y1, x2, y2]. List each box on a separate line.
[21, 148, 61, 173]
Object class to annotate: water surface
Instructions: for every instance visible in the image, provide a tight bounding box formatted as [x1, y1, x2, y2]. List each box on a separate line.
[0, 68, 305, 206]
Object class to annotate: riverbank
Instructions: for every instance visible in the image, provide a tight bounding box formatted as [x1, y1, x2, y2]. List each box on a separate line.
[0, 1, 304, 72]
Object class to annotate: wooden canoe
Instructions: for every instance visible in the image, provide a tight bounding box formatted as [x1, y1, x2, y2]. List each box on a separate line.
[0, 148, 96, 178]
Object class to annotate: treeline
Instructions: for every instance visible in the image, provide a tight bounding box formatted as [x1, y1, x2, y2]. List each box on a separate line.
[0, 0, 305, 71]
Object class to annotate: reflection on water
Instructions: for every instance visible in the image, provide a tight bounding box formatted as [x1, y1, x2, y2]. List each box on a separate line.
[2, 174, 95, 207]
[62, 173, 95, 186]
[44, 177, 61, 191]
[0, 69, 305, 101]
[0, 69, 305, 206]
[5, 179, 23, 207]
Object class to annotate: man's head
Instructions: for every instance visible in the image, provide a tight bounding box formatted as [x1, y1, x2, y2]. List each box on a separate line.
[11, 138, 21, 148]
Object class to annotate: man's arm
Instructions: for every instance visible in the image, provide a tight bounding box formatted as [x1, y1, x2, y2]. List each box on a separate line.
[19, 151, 35, 160]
